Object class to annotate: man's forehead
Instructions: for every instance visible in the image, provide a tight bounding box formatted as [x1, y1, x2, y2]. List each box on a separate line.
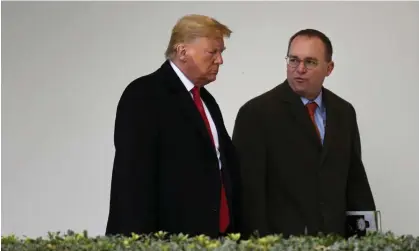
[289, 36, 325, 59]
[208, 37, 224, 46]
[199, 37, 225, 50]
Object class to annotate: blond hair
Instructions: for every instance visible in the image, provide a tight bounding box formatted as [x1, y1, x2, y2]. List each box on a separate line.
[164, 14, 232, 59]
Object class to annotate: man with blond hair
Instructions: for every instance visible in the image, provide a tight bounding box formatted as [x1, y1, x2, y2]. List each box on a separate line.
[105, 14, 240, 238]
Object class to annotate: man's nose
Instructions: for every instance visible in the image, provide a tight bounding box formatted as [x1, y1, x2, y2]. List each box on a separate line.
[296, 61, 307, 73]
[215, 53, 223, 65]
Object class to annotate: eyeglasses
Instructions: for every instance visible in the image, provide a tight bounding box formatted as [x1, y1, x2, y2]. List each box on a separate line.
[285, 56, 319, 70]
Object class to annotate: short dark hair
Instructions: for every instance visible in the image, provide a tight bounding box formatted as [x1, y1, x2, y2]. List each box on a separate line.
[287, 29, 333, 62]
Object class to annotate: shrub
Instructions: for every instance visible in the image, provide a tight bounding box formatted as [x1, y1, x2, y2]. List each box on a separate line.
[1, 230, 419, 251]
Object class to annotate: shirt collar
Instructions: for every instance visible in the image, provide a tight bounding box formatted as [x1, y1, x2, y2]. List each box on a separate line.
[169, 60, 195, 92]
[300, 91, 323, 109]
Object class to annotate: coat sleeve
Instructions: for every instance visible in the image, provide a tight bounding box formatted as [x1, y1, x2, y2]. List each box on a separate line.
[232, 102, 269, 237]
[106, 81, 159, 236]
[346, 105, 376, 211]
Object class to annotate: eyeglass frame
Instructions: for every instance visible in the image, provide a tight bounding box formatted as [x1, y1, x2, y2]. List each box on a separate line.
[285, 55, 322, 70]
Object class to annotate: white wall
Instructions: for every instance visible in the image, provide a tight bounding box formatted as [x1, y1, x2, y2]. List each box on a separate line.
[2, 1, 419, 237]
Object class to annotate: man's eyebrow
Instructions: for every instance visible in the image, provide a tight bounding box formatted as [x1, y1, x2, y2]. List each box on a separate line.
[305, 56, 318, 61]
[288, 55, 318, 60]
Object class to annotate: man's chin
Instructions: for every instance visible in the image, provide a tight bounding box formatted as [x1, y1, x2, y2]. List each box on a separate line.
[289, 81, 305, 93]
[207, 75, 217, 83]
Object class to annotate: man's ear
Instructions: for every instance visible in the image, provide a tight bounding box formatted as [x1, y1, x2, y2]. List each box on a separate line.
[326, 61, 335, 76]
[176, 44, 187, 62]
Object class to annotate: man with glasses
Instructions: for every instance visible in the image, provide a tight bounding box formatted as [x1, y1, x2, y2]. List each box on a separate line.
[232, 29, 376, 238]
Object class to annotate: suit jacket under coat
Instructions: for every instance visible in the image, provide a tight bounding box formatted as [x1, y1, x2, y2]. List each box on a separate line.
[105, 60, 240, 238]
[232, 80, 376, 238]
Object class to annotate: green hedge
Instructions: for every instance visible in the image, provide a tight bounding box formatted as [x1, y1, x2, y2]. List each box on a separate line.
[1, 231, 419, 251]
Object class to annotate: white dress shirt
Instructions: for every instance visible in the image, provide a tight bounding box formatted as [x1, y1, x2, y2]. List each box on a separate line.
[170, 61, 222, 170]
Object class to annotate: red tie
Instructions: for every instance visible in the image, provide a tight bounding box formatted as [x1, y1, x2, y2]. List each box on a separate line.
[306, 102, 321, 140]
[191, 86, 230, 233]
